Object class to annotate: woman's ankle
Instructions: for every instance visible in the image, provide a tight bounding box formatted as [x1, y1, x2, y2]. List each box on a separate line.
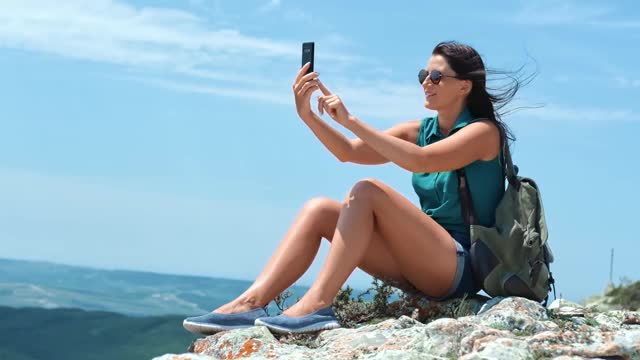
[235, 292, 268, 309]
[213, 298, 263, 314]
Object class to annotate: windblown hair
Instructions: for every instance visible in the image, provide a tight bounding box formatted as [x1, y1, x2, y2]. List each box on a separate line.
[432, 41, 536, 145]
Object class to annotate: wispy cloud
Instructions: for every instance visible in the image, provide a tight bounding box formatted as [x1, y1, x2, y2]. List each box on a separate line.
[137, 76, 428, 124]
[141, 78, 292, 105]
[509, 1, 639, 28]
[1, 0, 419, 117]
[0, 0, 362, 90]
[511, 2, 610, 25]
[518, 104, 638, 122]
[614, 76, 640, 89]
[552, 73, 640, 90]
[0, 0, 301, 65]
[258, 0, 282, 13]
[589, 20, 640, 29]
[6, 1, 626, 125]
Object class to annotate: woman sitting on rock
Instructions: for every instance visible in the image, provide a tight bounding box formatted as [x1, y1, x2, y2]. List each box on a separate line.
[184, 41, 522, 335]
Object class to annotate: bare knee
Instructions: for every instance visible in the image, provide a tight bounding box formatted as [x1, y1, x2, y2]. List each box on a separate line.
[303, 197, 340, 215]
[349, 178, 384, 205]
[301, 197, 341, 240]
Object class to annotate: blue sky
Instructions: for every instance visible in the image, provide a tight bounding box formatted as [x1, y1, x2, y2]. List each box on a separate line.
[1, 0, 638, 303]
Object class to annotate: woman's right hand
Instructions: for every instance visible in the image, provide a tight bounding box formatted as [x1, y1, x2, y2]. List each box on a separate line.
[293, 62, 320, 117]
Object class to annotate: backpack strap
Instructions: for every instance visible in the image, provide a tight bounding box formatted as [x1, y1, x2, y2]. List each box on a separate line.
[456, 168, 476, 227]
[452, 117, 522, 223]
[452, 117, 495, 228]
[502, 139, 520, 191]
[542, 246, 557, 306]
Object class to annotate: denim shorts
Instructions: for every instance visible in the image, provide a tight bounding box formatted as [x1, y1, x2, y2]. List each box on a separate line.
[420, 230, 481, 301]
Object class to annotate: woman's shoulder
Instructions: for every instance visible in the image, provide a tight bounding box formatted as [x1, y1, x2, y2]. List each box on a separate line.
[466, 118, 502, 138]
[459, 119, 502, 161]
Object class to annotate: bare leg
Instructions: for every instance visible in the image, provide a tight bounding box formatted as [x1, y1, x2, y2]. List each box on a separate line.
[213, 198, 329, 313]
[282, 179, 458, 317]
[214, 196, 411, 314]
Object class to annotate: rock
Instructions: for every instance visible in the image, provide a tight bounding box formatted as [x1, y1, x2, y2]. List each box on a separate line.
[548, 299, 586, 317]
[153, 296, 640, 360]
[183, 326, 313, 359]
[476, 296, 505, 315]
[473, 296, 553, 336]
[594, 310, 628, 330]
[625, 313, 640, 325]
[526, 328, 640, 359]
[459, 338, 534, 360]
[385, 293, 490, 323]
[153, 354, 218, 360]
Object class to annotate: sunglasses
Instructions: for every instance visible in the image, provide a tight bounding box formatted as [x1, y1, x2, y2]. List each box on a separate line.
[418, 69, 461, 85]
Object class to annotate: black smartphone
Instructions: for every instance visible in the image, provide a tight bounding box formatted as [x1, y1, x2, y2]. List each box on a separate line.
[301, 42, 314, 74]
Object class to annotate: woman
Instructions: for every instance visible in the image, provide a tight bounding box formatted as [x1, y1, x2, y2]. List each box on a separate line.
[183, 41, 518, 335]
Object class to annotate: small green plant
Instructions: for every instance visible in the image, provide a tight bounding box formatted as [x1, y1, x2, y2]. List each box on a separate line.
[489, 322, 510, 331]
[371, 277, 396, 315]
[443, 349, 459, 360]
[450, 294, 471, 318]
[584, 317, 599, 327]
[552, 317, 573, 330]
[334, 285, 354, 306]
[606, 279, 640, 311]
[512, 327, 535, 337]
[333, 277, 403, 328]
[531, 349, 552, 360]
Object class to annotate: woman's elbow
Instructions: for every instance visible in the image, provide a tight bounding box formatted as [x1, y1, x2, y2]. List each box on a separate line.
[409, 152, 433, 173]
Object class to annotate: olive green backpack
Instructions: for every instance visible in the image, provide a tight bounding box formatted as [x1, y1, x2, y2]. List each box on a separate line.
[456, 136, 557, 305]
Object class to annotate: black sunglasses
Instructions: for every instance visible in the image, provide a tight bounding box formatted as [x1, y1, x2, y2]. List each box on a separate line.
[418, 69, 461, 85]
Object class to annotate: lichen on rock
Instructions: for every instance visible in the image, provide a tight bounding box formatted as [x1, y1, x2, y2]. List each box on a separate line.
[153, 295, 640, 360]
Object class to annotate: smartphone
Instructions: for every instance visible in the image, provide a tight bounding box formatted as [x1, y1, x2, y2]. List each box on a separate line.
[301, 42, 314, 74]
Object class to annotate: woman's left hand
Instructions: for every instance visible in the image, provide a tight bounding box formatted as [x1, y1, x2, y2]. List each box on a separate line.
[317, 80, 354, 127]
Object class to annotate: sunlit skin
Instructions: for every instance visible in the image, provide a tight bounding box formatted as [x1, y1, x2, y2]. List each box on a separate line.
[422, 54, 471, 132]
[211, 53, 500, 318]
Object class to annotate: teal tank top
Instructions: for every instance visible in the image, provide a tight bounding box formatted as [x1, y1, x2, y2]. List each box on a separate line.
[411, 108, 504, 233]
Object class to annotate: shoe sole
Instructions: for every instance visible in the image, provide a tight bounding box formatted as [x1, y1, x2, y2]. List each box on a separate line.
[254, 318, 341, 334]
[183, 320, 253, 335]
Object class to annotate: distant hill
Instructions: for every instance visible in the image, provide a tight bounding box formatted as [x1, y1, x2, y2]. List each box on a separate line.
[0, 305, 199, 360]
[0, 257, 316, 316]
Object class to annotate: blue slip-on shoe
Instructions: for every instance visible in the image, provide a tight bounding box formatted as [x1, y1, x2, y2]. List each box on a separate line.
[183, 307, 268, 335]
[254, 305, 341, 334]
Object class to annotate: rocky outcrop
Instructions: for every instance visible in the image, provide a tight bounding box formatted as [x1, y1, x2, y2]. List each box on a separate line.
[153, 297, 640, 360]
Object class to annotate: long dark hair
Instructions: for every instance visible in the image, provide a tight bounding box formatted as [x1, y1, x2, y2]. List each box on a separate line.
[432, 41, 535, 145]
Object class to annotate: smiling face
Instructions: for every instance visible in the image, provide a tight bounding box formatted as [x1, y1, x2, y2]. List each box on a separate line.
[421, 54, 471, 112]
